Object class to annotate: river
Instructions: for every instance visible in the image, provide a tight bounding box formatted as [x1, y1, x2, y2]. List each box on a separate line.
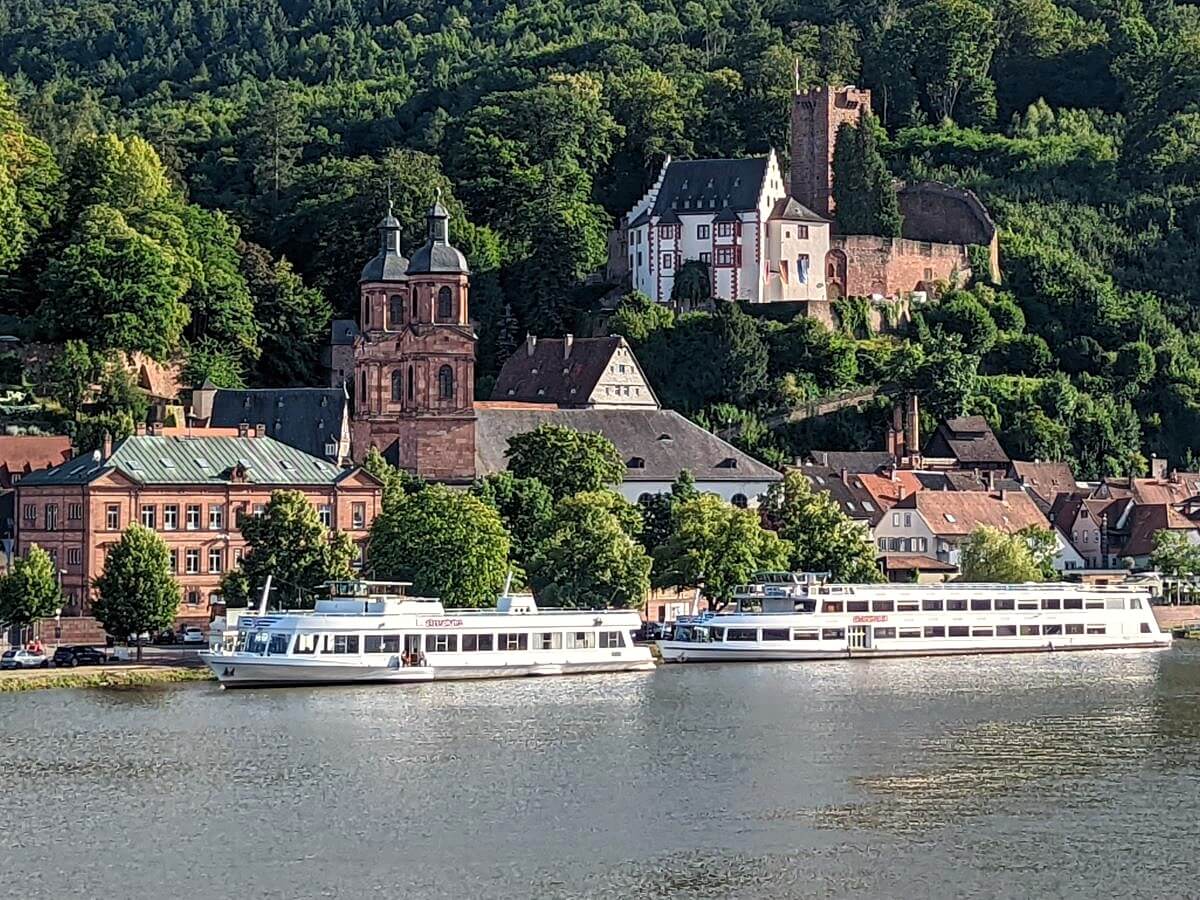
[2, 646, 1199, 899]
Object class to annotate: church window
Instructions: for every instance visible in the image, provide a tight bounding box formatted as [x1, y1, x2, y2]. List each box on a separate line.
[411, 289, 419, 321]
[438, 365, 454, 400]
[360, 371, 367, 407]
[391, 370, 403, 402]
[407, 365, 415, 401]
[437, 286, 453, 321]
[388, 295, 403, 328]
[797, 254, 810, 284]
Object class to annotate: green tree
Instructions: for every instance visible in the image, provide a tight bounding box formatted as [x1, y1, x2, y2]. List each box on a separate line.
[367, 485, 510, 607]
[760, 471, 883, 582]
[0, 76, 59, 278]
[959, 525, 1052, 582]
[245, 80, 308, 210]
[0, 544, 62, 632]
[832, 114, 902, 236]
[610, 291, 674, 345]
[363, 446, 424, 509]
[670, 260, 712, 310]
[653, 494, 792, 606]
[904, 0, 999, 123]
[637, 471, 699, 552]
[1150, 530, 1200, 579]
[221, 490, 354, 608]
[470, 471, 554, 568]
[42, 340, 96, 423]
[506, 424, 625, 500]
[527, 491, 651, 609]
[92, 524, 180, 659]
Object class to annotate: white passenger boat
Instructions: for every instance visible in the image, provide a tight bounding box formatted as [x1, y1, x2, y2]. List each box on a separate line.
[200, 579, 654, 688]
[657, 573, 1171, 663]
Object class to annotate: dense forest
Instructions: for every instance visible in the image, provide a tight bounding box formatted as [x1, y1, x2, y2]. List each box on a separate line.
[1, 0, 1200, 477]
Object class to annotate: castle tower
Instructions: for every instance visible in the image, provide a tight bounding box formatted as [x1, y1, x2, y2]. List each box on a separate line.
[790, 84, 871, 220]
[351, 197, 477, 481]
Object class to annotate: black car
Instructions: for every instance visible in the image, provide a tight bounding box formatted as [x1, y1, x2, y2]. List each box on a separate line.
[52, 646, 107, 667]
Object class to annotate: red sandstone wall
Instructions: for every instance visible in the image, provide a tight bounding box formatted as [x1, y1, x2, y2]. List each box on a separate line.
[832, 236, 969, 298]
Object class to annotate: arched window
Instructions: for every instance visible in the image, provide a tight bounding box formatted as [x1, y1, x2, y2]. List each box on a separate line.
[437, 286, 453, 321]
[388, 295, 403, 329]
[438, 365, 454, 400]
[731, 493, 749, 509]
[360, 371, 367, 408]
[390, 369, 403, 402]
[407, 365, 415, 401]
[411, 288, 419, 322]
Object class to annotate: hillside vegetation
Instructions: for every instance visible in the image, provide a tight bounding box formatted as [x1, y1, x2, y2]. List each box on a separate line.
[2, 0, 1200, 475]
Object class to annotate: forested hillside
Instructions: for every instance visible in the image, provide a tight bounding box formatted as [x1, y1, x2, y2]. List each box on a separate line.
[2, 0, 1200, 476]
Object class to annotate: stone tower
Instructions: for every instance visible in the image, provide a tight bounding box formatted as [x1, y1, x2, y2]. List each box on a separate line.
[351, 199, 477, 481]
[790, 84, 871, 220]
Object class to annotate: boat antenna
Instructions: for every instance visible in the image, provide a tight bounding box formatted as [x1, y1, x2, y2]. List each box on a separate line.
[502, 569, 513, 597]
[258, 573, 273, 615]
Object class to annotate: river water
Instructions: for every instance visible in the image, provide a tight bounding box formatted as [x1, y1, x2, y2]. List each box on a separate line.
[2, 647, 1199, 899]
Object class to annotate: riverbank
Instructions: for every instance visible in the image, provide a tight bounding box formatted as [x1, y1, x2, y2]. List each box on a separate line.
[0, 664, 214, 693]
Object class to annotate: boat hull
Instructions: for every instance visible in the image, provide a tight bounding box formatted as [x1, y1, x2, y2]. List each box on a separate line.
[201, 652, 655, 688]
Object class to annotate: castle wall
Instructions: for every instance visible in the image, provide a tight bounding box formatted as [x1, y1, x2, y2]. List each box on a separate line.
[898, 182, 1000, 282]
[830, 236, 969, 298]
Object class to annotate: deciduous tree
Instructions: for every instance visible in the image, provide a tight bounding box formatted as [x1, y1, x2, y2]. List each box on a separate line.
[506, 424, 625, 500]
[959, 525, 1053, 582]
[0, 544, 62, 632]
[92, 524, 180, 659]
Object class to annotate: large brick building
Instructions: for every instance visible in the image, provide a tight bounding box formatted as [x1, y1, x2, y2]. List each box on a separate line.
[15, 428, 382, 625]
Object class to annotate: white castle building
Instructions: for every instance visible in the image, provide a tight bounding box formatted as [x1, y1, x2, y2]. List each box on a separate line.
[615, 152, 831, 306]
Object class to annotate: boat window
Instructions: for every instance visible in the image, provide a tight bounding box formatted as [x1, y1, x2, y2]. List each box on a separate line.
[970, 599, 991, 611]
[425, 634, 459, 653]
[846, 600, 869, 613]
[793, 629, 819, 641]
[365, 634, 401, 653]
[268, 633, 290, 655]
[996, 625, 1017, 637]
[897, 601, 920, 612]
[535, 632, 561, 650]
[1065, 624, 1084, 635]
[823, 601, 844, 613]
[971, 627, 993, 637]
[1017, 600, 1039, 610]
[1064, 598, 1083, 610]
[761, 628, 790, 641]
[1042, 598, 1061, 610]
[324, 634, 359, 654]
[1130, 598, 1142, 610]
[1086, 624, 1106, 635]
[1020, 625, 1039, 636]
[874, 627, 896, 639]
[924, 626, 945, 638]
[994, 597, 1015, 611]
[948, 626, 970, 637]
[567, 631, 597, 649]
[821, 628, 844, 640]
[710, 628, 725, 641]
[1085, 600, 1105, 610]
[1042, 624, 1063, 636]
[922, 599, 943, 612]
[234, 631, 249, 652]
[1105, 598, 1125, 610]
[947, 599, 967, 611]
[898, 628, 921, 638]
[871, 600, 894, 613]
[497, 632, 529, 651]
[599, 631, 625, 648]
[462, 633, 494, 652]
[293, 633, 318, 654]
[1140, 622, 1152, 634]
[727, 628, 758, 642]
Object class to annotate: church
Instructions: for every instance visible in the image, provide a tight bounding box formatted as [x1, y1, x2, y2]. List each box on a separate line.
[346, 200, 782, 504]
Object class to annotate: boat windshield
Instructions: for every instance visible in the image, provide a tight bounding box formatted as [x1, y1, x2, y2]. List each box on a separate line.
[672, 625, 713, 643]
[234, 630, 290, 655]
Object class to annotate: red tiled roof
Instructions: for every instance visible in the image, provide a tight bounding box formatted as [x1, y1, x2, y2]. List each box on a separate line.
[1011, 460, 1077, 502]
[894, 489, 1049, 536]
[0, 436, 72, 488]
[856, 470, 925, 509]
[1122, 503, 1200, 556]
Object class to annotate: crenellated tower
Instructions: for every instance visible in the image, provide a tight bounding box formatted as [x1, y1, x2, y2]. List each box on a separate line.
[790, 84, 871, 220]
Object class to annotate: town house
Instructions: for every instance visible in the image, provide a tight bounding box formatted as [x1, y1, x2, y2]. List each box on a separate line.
[15, 427, 382, 626]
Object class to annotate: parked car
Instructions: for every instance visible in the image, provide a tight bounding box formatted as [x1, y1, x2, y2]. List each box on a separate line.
[1, 649, 49, 669]
[179, 627, 207, 645]
[156, 629, 177, 645]
[52, 645, 107, 667]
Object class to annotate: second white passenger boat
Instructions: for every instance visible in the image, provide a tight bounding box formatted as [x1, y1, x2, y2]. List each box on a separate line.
[658, 573, 1171, 663]
[201, 579, 654, 688]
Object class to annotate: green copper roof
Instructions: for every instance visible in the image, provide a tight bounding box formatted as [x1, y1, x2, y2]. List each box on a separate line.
[21, 435, 349, 487]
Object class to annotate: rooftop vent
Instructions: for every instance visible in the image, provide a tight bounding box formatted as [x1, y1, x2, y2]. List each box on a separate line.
[195, 458, 210, 468]
[657, 433, 673, 441]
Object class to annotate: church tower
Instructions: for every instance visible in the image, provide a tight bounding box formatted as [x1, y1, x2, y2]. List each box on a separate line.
[790, 84, 871, 220]
[351, 198, 477, 481]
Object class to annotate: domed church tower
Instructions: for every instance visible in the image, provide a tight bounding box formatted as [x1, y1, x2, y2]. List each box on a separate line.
[351, 196, 477, 481]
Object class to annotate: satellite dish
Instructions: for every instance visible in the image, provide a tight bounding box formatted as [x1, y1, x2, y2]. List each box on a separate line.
[92, 450, 101, 462]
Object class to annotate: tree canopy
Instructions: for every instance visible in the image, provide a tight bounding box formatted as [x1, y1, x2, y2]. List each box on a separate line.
[506, 424, 625, 501]
[91, 524, 180, 657]
[959, 525, 1056, 582]
[0, 544, 61, 630]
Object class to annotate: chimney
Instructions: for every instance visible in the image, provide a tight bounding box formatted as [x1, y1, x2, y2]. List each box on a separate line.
[998, 488, 1007, 502]
[564, 334, 574, 360]
[526, 334, 537, 357]
[840, 467, 848, 486]
[905, 393, 920, 462]
[102, 431, 112, 459]
[1151, 455, 1167, 480]
[1170, 468, 1181, 484]
[135, 423, 147, 436]
[898, 484, 906, 501]
[149, 422, 163, 436]
[237, 422, 250, 438]
[255, 422, 267, 438]
[986, 469, 995, 491]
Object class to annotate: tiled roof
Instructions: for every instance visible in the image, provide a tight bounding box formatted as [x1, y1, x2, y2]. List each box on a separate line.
[893, 489, 1048, 536]
[329, 319, 359, 347]
[474, 406, 780, 484]
[1011, 460, 1077, 502]
[0, 436, 73, 489]
[798, 467, 879, 523]
[20, 435, 350, 487]
[652, 158, 769, 217]
[925, 416, 1009, 465]
[491, 337, 656, 408]
[1102, 473, 1200, 505]
[856, 470, 925, 510]
[1122, 503, 1200, 556]
[879, 554, 957, 572]
[804, 450, 894, 472]
[209, 388, 347, 461]
[768, 196, 828, 223]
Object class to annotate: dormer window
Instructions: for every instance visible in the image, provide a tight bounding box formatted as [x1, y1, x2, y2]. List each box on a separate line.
[627, 456, 646, 469]
[717, 457, 737, 469]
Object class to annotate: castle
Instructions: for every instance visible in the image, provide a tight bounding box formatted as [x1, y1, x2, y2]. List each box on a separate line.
[610, 83, 1000, 309]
